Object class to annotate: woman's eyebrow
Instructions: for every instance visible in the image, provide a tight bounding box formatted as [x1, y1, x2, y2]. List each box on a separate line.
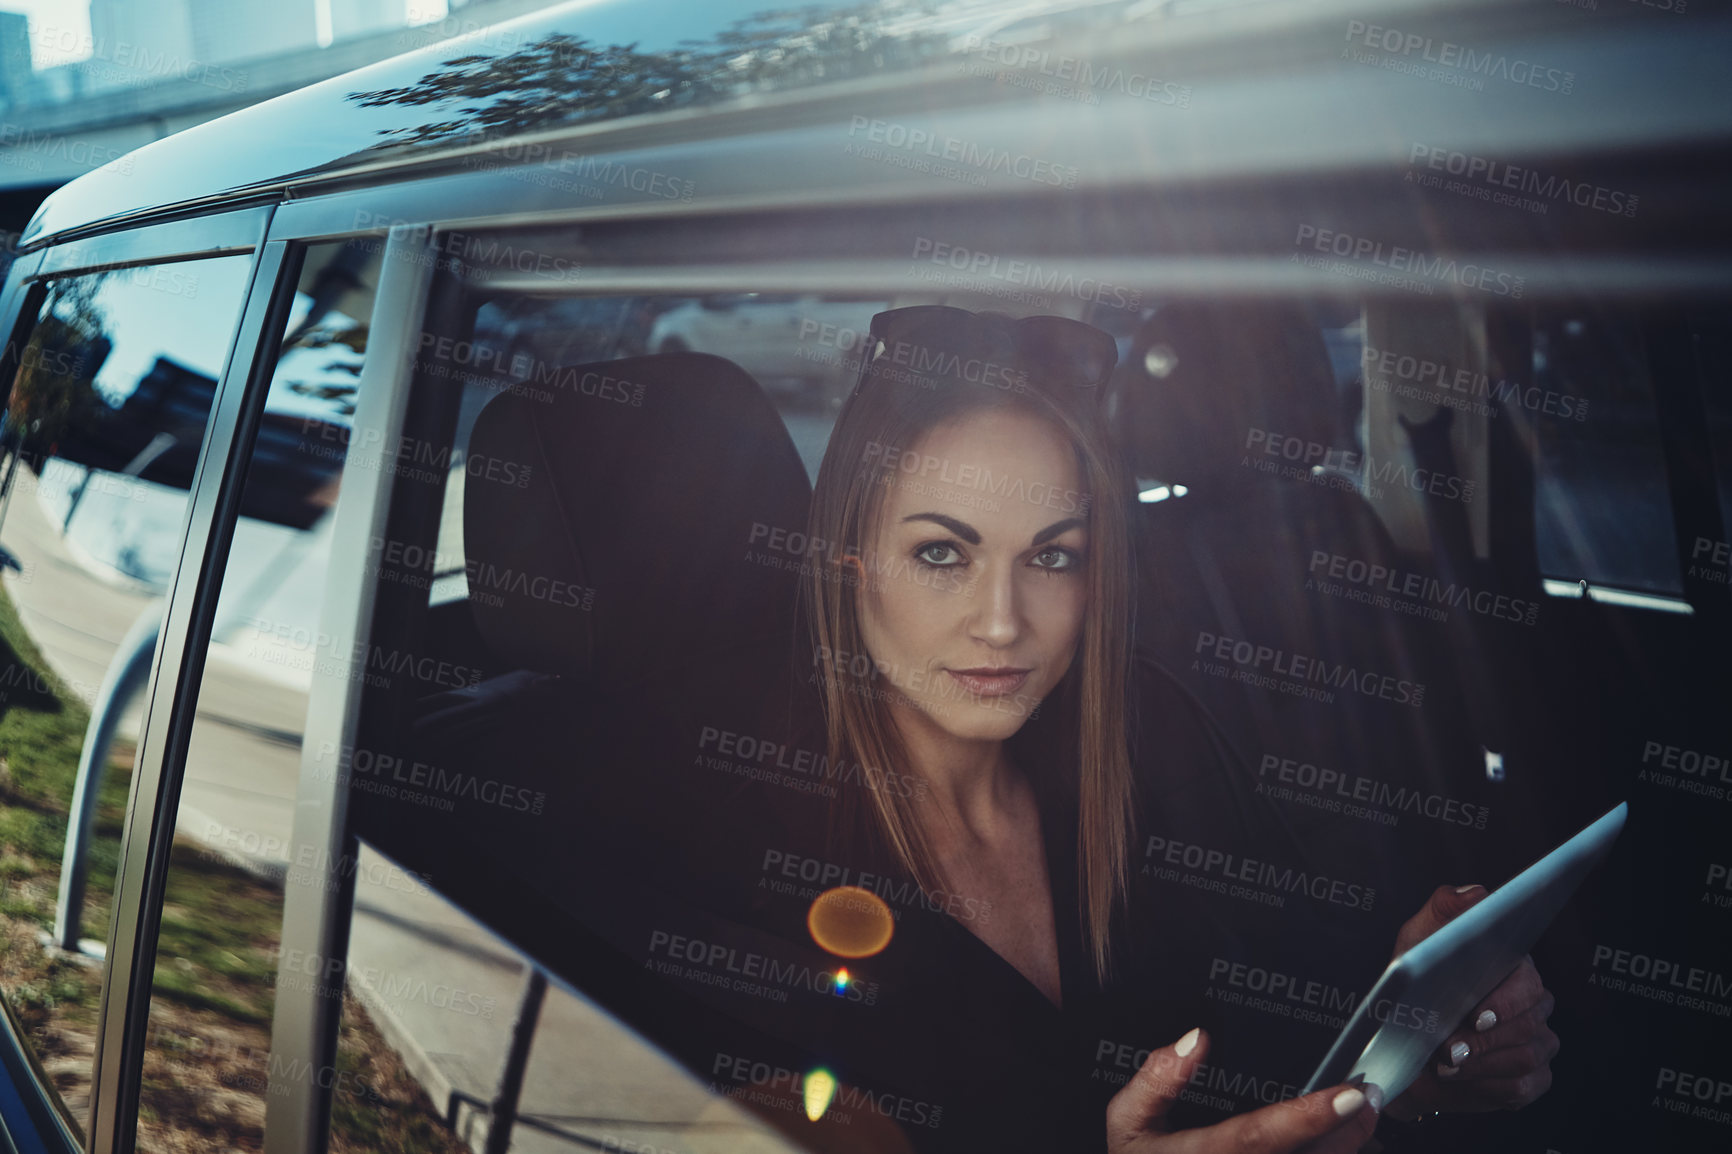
[902, 512, 980, 544]
[1032, 517, 1086, 545]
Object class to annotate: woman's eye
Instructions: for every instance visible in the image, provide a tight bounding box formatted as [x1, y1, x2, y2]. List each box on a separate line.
[1031, 547, 1081, 571]
[915, 541, 965, 567]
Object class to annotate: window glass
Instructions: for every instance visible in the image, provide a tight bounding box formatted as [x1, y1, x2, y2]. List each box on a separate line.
[323, 286, 916, 1153]
[0, 254, 252, 1134]
[124, 239, 435, 1152]
[311, 238, 1725, 1154]
[1531, 308, 1684, 596]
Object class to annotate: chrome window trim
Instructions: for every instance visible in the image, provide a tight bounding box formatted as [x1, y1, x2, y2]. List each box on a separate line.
[463, 254, 1732, 301]
[85, 215, 279, 1154]
[30, 209, 271, 280]
[261, 225, 437, 1154]
[0, 252, 44, 332]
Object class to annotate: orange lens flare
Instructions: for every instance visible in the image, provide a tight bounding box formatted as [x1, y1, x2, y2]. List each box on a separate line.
[806, 885, 894, 959]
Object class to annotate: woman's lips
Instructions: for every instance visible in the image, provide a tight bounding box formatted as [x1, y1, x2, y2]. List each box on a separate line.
[945, 667, 1031, 697]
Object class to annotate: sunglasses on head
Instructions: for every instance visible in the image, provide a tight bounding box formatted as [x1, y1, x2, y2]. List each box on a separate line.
[854, 305, 1119, 411]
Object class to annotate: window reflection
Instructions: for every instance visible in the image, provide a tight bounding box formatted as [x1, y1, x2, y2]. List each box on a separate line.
[0, 255, 254, 1134]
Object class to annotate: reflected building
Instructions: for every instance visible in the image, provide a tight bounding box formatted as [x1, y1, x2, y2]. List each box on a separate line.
[88, 0, 320, 79]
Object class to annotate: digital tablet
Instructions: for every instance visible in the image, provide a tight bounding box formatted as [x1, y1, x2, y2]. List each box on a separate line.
[1302, 801, 1628, 1100]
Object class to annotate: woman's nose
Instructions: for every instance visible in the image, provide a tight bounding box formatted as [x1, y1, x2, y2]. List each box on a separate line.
[964, 566, 1022, 647]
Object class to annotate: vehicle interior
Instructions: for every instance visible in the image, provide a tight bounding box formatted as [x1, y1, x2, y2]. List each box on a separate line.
[309, 207, 1727, 1152]
[0, 1, 1725, 1152]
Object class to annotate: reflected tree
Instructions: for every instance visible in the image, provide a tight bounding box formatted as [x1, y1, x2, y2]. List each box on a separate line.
[6, 277, 109, 460]
[348, 2, 950, 147]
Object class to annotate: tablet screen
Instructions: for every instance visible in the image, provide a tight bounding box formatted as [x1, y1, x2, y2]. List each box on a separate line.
[1303, 801, 1628, 1099]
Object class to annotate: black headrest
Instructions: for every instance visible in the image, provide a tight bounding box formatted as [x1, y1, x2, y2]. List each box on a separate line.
[1111, 302, 1340, 485]
[464, 353, 811, 685]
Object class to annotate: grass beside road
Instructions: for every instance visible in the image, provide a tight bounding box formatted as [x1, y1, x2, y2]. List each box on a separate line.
[0, 581, 464, 1152]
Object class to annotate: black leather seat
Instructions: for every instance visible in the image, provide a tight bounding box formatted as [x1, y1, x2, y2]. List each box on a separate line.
[1112, 301, 1484, 892]
[371, 351, 820, 944]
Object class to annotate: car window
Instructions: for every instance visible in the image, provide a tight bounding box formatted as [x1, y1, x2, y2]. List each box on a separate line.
[157, 218, 1723, 1154]
[317, 286, 907, 1152]
[122, 238, 460, 1153]
[0, 254, 253, 1136]
[300, 255, 1552, 1152]
[1529, 307, 1684, 598]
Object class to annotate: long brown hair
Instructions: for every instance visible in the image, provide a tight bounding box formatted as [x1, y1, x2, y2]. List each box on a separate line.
[802, 316, 1136, 983]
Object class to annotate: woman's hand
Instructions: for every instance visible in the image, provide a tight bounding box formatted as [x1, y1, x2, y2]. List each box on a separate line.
[1106, 1027, 1381, 1153]
[1383, 885, 1560, 1120]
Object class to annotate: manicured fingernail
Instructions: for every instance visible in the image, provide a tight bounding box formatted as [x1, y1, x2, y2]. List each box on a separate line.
[1454, 884, 1482, 894]
[1333, 1088, 1366, 1117]
[1475, 1010, 1498, 1032]
[1437, 1063, 1461, 1079]
[1175, 1027, 1199, 1057]
[1364, 1082, 1385, 1113]
[1450, 1041, 1470, 1065]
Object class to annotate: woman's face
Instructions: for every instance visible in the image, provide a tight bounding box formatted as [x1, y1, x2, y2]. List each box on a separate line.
[855, 406, 1090, 744]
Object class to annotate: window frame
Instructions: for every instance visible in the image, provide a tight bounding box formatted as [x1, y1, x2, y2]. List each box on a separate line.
[0, 206, 277, 1154]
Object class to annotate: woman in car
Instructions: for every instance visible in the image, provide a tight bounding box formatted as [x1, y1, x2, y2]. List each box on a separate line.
[776, 305, 1559, 1152]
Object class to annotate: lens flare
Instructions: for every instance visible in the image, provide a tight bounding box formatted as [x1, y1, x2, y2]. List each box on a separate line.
[803, 1067, 837, 1121]
[807, 885, 894, 958]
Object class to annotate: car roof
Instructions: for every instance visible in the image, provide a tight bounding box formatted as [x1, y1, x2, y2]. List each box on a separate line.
[22, 0, 1732, 248]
